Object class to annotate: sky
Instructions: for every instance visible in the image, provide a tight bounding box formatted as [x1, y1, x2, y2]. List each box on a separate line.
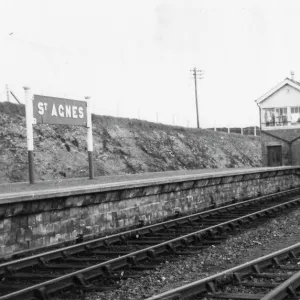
[0, 0, 300, 128]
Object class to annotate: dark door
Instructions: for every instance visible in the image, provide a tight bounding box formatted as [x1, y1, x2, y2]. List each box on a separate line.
[267, 146, 282, 167]
[292, 144, 300, 165]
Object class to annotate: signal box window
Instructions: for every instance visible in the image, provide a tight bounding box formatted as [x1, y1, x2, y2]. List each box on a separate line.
[264, 108, 275, 127]
[291, 106, 300, 124]
[275, 107, 287, 126]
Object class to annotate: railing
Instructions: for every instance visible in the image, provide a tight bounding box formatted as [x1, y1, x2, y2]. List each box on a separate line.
[206, 126, 260, 136]
[262, 121, 300, 128]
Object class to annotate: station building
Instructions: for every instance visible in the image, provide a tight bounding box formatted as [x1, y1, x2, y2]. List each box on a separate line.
[256, 73, 300, 167]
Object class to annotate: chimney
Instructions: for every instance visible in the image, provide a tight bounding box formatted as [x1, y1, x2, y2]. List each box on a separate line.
[291, 71, 295, 80]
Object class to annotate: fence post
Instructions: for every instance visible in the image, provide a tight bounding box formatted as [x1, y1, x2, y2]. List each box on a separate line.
[86, 96, 94, 179]
[241, 128, 243, 135]
[254, 126, 257, 136]
[24, 86, 35, 184]
[228, 127, 230, 133]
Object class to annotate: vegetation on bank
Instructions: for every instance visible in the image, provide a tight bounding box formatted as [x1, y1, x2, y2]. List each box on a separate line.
[0, 102, 261, 183]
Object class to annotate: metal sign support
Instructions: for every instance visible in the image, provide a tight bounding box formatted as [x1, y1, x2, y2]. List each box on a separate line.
[86, 96, 94, 179]
[24, 86, 35, 184]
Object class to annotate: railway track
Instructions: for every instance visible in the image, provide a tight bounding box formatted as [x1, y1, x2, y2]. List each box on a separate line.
[146, 242, 300, 300]
[1, 187, 300, 300]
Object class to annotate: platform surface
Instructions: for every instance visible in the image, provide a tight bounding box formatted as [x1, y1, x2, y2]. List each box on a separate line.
[0, 166, 297, 203]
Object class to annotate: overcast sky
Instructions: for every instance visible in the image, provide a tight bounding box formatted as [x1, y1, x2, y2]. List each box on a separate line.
[0, 0, 299, 128]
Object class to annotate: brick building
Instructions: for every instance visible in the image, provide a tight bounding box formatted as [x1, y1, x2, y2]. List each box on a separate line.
[256, 74, 300, 166]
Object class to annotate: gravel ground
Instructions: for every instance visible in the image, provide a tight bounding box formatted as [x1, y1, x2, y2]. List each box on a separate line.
[56, 206, 300, 300]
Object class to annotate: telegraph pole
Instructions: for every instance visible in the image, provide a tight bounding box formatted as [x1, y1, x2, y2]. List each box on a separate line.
[191, 67, 204, 128]
[6, 85, 10, 102]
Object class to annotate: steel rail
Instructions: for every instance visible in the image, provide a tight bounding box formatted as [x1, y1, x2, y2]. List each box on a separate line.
[1, 187, 298, 274]
[1, 193, 300, 299]
[261, 271, 300, 300]
[146, 242, 300, 300]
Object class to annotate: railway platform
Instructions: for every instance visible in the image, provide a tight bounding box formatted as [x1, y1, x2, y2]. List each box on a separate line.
[0, 166, 293, 202]
[0, 166, 299, 256]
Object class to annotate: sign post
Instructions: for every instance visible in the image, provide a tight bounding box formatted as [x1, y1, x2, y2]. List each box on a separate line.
[86, 96, 94, 179]
[24, 92, 94, 184]
[24, 86, 35, 184]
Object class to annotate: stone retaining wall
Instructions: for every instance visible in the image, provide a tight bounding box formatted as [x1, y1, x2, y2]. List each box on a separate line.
[1, 167, 300, 255]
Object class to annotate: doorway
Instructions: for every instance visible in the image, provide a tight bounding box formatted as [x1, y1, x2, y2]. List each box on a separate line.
[267, 146, 282, 167]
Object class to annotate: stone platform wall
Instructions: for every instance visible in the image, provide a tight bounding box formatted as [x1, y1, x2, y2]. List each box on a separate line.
[1, 167, 300, 256]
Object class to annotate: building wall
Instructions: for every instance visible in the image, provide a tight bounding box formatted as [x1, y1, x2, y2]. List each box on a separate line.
[0, 167, 299, 256]
[260, 85, 300, 109]
[261, 132, 290, 166]
[261, 129, 300, 166]
[291, 141, 300, 165]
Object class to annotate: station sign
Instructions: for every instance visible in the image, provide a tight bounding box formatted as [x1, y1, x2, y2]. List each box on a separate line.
[33, 95, 87, 126]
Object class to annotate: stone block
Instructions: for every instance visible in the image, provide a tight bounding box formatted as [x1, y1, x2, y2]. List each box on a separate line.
[0, 206, 6, 219]
[179, 181, 195, 190]
[39, 200, 53, 213]
[50, 210, 65, 222]
[79, 219, 86, 228]
[142, 185, 162, 196]
[0, 233, 12, 245]
[105, 191, 122, 202]
[18, 216, 28, 228]
[14, 242, 28, 252]
[6, 232, 17, 246]
[69, 207, 79, 218]
[32, 237, 45, 248]
[99, 202, 110, 213]
[81, 207, 89, 219]
[10, 216, 20, 230]
[65, 219, 76, 233]
[120, 188, 143, 199]
[117, 219, 125, 228]
[87, 205, 97, 215]
[32, 224, 48, 238]
[3, 218, 11, 232]
[105, 212, 112, 223]
[70, 229, 78, 239]
[45, 223, 55, 236]
[50, 236, 58, 245]
[42, 213, 51, 224]
[94, 213, 105, 227]
[16, 228, 25, 243]
[24, 227, 33, 241]
[85, 216, 92, 227]
[93, 192, 107, 204]
[43, 236, 51, 247]
[83, 226, 93, 235]
[195, 179, 209, 188]
[30, 201, 40, 213]
[2, 245, 14, 255]
[6, 203, 24, 217]
[82, 194, 95, 206]
[35, 213, 43, 224]
[52, 198, 65, 210]
[53, 222, 62, 234]
[161, 183, 177, 193]
[207, 178, 222, 186]
[65, 196, 83, 208]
